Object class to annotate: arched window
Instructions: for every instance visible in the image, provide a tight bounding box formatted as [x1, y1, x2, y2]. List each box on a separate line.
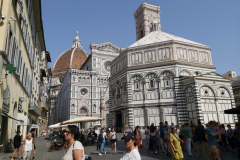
[150, 79, 154, 88]
[93, 104, 96, 112]
[163, 76, 171, 88]
[134, 80, 140, 90]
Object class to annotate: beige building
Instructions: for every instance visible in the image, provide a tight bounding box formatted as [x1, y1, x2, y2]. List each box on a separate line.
[223, 71, 237, 79]
[0, 0, 50, 152]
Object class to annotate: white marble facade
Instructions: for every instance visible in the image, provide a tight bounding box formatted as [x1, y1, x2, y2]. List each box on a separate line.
[58, 42, 120, 127]
[108, 2, 237, 129]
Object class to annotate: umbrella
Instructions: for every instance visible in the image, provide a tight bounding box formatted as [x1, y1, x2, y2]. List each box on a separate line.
[48, 123, 68, 129]
[224, 107, 240, 114]
[61, 116, 103, 125]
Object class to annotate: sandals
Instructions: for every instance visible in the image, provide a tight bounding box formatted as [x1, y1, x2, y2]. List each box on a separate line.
[112, 152, 117, 154]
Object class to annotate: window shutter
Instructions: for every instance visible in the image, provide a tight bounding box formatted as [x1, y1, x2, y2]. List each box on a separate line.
[15, 49, 19, 73]
[29, 80, 32, 95]
[25, 68, 28, 87]
[24, 24, 28, 41]
[5, 24, 11, 55]
[31, 50, 35, 66]
[18, 51, 22, 75]
[13, 41, 18, 66]
[22, 64, 25, 85]
[9, 36, 15, 63]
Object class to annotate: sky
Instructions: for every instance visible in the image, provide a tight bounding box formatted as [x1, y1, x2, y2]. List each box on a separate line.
[41, 0, 240, 75]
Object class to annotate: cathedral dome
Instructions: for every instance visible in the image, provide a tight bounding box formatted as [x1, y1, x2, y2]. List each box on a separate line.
[53, 32, 89, 72]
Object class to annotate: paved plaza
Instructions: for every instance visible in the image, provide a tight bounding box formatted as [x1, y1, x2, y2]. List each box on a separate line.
[0, 133, 238, 160]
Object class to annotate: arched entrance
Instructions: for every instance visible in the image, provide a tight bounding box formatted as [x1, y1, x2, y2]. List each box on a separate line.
[79, 106, 89, 129]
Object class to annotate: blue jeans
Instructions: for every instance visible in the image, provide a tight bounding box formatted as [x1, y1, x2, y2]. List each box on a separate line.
[100, 138, 105, 151]
[237, 141, 240, 160]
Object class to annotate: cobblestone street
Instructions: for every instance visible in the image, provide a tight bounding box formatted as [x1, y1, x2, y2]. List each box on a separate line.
[0, 133, 238, 160]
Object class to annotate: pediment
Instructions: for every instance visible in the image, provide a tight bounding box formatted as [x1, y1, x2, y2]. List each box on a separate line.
[195, 72, 229, 80]
[90, 42, 120, 53]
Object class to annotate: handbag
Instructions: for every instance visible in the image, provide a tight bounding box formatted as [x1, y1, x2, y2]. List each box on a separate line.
[140, 143, 144, 148]
[84, 151, 92, 160]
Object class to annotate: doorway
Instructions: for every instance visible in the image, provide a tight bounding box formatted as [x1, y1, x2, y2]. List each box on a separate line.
[116, 113, 122, 131]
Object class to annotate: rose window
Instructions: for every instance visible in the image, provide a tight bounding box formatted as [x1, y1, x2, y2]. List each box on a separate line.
[80, 88, 88, 96]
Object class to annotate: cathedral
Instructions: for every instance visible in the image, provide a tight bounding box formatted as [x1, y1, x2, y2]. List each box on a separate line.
[49, 32, 120, 127]
[108, 2, 237, 129]
[49, 2, 237, 129]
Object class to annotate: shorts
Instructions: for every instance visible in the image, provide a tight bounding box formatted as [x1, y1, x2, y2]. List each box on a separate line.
[209, 145, 218, 154]
[34, 144, 36, 150]
[111, 139, 117, 143]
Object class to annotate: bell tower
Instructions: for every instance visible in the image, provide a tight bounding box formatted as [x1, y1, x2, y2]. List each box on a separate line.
[134, 2, 161, 41]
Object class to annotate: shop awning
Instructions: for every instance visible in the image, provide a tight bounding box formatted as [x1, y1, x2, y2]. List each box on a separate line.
[31, 124, 39, 129]
[16, 113, 29, 126]
[1, 112, 23, 122]
[224, 107, 240, 114]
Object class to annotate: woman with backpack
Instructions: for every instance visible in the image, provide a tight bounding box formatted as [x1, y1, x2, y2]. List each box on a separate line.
[98, 128, 107, 156]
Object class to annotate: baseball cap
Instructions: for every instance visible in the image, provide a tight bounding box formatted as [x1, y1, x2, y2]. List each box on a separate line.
[123, 132, 135, 140]
[208, 121, 215, 124]
[235, 122, 240, 126]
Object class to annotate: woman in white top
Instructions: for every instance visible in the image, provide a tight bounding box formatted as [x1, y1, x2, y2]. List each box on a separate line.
[110, 128, 117, 154]
[62, 125, 84, 160]
[22, 133, 34, 160]
[120, 132, 141, 160]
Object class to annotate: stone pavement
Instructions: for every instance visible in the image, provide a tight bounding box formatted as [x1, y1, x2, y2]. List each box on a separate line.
[0, 133, 238, 160]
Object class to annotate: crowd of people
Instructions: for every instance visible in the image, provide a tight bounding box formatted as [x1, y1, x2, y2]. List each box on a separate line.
[8, 120, 240, 160]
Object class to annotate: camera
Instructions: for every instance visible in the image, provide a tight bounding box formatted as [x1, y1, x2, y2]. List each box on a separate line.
[1, 14, 6, 20]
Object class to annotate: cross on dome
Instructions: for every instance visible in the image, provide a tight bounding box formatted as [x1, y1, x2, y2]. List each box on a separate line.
[72, 31, 82, 48]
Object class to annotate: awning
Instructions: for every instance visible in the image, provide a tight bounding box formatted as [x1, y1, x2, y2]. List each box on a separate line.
[16, 113, 29, 126]
[48, 123, 70, 129]
[31, 124, 39, 129]
[1, 112, 23, 122]
[224, 107, 240, 114]
[61, 116, 103, 125]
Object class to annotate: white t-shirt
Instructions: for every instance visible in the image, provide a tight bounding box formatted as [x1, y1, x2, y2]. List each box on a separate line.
[120, 149, 141, 160]
[62, 141, 84, 160]
[103, 132, 106, 138]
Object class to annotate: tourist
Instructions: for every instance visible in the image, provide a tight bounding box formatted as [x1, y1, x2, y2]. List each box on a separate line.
[22, 133, 34, 160]
[183, 123, 193, 157]
[158, 122, 165, 154]
[191, 124, 197, 151]
[170, 127, 183, 160]
[145, 126, 150, 149]
[134, 128, 142, 151]
[149, 124, 159, 155]
[195, 121, 206, 157]
[226, 124, 236, 153]
[123, 125, 132, 138]
[11, 130, 22, 160]
[30, 129, 37, 160]
[120, 132, 141, 160]
[233, 122, 240, 159]
[98, 128, 107, 156]
[219, 124, 227, 150]
[110, 128, 117, 154]
[179, 124, 185, 151]
[62, 125, 84, 160]
[164, 124, 171, 157]
[207, 121, 221, 160]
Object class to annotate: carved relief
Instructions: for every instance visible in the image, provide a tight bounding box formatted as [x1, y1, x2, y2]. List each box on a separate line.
[158, 47, 171, 61]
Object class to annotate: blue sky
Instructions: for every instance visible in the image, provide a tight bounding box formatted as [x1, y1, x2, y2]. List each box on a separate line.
[41, 0, 240, 75]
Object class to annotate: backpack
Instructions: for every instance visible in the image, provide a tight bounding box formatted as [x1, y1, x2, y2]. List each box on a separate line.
[98, 133, 103, 142]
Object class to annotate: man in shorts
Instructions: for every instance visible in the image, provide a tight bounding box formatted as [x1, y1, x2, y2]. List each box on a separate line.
[207, 121, 221, 160]
[31, 129, 37, 160]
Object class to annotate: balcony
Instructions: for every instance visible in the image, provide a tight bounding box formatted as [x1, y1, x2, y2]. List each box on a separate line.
[41, 98, 48, 112]
[29, 103, 41, 116]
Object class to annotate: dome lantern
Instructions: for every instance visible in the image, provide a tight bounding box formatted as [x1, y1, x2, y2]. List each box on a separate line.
[72, 31, 82, 48]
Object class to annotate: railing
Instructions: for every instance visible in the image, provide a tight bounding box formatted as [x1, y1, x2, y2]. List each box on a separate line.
[29, 103, 41, 116]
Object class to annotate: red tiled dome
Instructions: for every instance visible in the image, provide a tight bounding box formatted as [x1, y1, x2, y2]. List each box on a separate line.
[53, 34, 89, 71]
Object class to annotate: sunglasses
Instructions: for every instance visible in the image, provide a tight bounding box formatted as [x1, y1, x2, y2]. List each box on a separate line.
[64, 131, 71, 135]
